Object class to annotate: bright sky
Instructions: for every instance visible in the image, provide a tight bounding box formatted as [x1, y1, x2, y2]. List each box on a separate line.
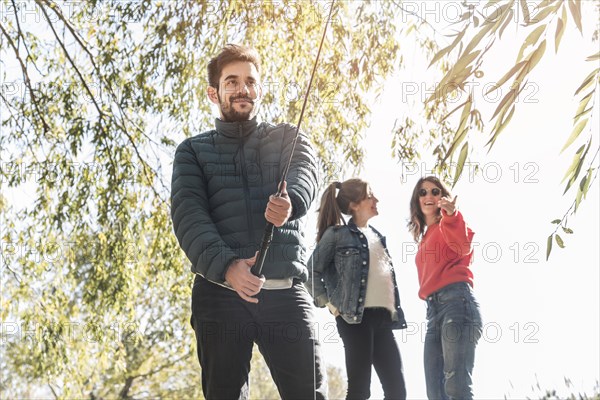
[307, 3, 600, 399]
[2, 2, 598, 399]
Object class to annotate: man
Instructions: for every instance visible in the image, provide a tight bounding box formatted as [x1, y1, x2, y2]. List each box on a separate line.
[171, 44, 327, 399]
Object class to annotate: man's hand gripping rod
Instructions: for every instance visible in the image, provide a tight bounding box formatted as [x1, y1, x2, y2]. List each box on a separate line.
[251, 1, 335, 277]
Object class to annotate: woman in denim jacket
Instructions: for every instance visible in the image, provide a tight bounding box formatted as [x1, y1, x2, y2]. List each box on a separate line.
[307, 178, 407, 400]
[408, 176, 483, 400]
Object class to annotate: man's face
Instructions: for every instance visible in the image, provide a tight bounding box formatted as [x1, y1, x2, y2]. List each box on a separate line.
[209, 61, 261, 122]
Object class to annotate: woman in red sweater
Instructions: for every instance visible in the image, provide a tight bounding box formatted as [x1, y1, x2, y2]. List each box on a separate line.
[408, 176, 482, 400]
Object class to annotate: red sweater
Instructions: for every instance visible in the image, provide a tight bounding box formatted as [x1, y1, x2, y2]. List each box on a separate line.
[416, 210, 475, 299]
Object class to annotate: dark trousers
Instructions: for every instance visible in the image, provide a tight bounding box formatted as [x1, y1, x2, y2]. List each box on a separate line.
[191, 276, 327, 400]
[336, 308, 406, 400]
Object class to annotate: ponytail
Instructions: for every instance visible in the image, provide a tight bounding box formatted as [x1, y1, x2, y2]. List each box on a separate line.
[316, 178, 369, 242]
[316, 182, 343, 242]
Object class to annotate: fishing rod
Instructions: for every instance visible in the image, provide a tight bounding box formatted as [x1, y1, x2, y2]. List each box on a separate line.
[251, 1, 336, 277]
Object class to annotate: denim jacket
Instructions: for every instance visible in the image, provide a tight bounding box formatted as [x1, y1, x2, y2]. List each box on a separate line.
[306, 219, 407, 329]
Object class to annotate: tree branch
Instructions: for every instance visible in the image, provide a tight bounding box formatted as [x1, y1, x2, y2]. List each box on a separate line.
[38, 0, 169, 204]
[0, 21, 50, 133]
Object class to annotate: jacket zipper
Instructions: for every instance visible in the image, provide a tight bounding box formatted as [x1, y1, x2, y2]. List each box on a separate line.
[238, 124, 255, 241]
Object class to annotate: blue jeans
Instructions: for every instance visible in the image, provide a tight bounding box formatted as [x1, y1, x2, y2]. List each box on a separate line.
[424, 282, 482, 400]
[336, 308, 407, 400]
[191, 276, 328, 400]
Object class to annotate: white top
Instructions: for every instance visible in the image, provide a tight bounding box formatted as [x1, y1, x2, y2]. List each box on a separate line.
[360, 227, 396, 313]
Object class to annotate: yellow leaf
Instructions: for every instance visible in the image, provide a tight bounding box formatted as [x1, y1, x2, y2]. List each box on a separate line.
[453, 141, 469, 187]
[517, 25, 546, 62]
[519, 0, 531, 24]
[574, 68, 600, 95]
[486, 60, 528, 94]
[561, 144, 585, 182]
[491, 88, 517, 120]
[462, 22, 493, 57]
[560, 118, 588, 153]
[586, 51, 600, 62]
[568, 0, 583, 34]
[527, 39, 547, 72]
[499, 9, 514, 39]
[573, 91, 594, 122]
[487, 104, 515, 150]
[555, 18, 564, 53]
[429, 29, 466, 68]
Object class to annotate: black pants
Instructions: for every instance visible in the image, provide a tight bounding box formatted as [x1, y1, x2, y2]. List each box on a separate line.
[336, 308, 406, 400]
[191, 276, 328, 400]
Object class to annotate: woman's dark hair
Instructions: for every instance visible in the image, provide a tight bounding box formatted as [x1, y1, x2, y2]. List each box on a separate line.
[207, 44, 261, 91]
[408, 176, 451, 242]
[316, 178, 369, 242]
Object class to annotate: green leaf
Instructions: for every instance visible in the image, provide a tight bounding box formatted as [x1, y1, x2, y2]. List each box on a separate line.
[561, 144, 586, 183]
[560, 118, 589, 153]
[563, 140, 591, 193]
[574, 91, 594, 122]
[546, 234, 553, 261]
[453, 141, 469, 187]
[555, 234, 565, 248]
[562, 227, 574, 234]
[575, 168, 593, 211]
[551, 219, 562, 224]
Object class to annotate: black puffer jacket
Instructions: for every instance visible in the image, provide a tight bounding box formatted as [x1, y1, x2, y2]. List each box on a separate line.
[171, 117, 317, 283]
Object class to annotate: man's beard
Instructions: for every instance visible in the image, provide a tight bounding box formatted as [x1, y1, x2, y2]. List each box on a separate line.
[219, 93, 256, 122]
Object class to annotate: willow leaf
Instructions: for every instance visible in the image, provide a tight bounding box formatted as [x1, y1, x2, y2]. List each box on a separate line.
[530, 2, 561, 24]
[440, 99, 469, 123]
[568, 0, 583, 34]
[574, 169, 589, 211]
[561, 144, 586, 183]
[563, 140, 591, 194]
[491, 88, 517, 120]
[487, 104, 515, 149]
[555, 234, 565, 248]
[527, 39, 547, 73]
[554, 18, 564, 53]
[453, 141, 469, 187]
[574, 68, 599, 95]
[546, 234, 553, 261]
[462, 21, 493, 57]
[560, 118, 589, 153]
[586, 51, 600, 61]
[519, 0, 531, 24]
[517, 25, 546, 62]
[573, 91, 594, 122]
[486, 60, 528, 95]
[429, 29, 466, 68]
[499, 9, 514, 39]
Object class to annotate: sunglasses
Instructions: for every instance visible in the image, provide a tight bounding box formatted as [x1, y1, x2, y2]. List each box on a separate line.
[418, 188, 442, 197]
